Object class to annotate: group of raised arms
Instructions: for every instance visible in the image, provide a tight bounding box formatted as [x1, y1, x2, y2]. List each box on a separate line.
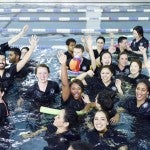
[0, 24, 150, 150]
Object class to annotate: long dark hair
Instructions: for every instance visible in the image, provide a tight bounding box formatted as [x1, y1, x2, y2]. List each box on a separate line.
[64, 108, 78, 129]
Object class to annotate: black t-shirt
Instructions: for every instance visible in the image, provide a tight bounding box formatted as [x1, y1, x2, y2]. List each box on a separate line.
[24, 80, 60, 110]
[93, 49, 108, 59]
[44, 124, 80, 150]
[113, 64, 130, 79]
[62, 95, 86, 111]
[130, 37, 149, 51]
[121, 97, 150, 120]
[64, 51, 73, 61]
[0, 64, 17, 93]
[85, 77, 117, 101]
[123, 74, 149, 86]
[0, 102, 9, 126]
[86, 129, 128, 150]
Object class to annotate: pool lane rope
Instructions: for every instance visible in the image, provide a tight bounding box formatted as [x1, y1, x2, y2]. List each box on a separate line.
[0, 8, 150, 13]
[1, 28, 150, 33]
[0, 16, 149, 21]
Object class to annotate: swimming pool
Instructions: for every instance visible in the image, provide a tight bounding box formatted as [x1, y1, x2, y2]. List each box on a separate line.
[0, 1, 150, 149]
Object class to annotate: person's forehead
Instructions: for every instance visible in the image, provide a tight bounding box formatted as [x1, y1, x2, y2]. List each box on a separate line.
[0, 54, 6, 59]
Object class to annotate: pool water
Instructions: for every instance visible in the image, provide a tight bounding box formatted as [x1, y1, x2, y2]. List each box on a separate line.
[0, 2, 150, 150]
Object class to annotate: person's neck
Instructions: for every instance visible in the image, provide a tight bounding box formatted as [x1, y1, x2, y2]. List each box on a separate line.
[0, 69, 4, 77]
[136, 36, 142, 42]
[129, 72, 139, 78]
[56, 127, 68, 134]
[119, 47, 125, 52]
[0, 98, 4, 103]
[118, 64, 125, 71]
[97, 48, 102, 53]
[38, 81, 48, 91]
[68, 50, 73, 56]
[99, 128, 108, 137]
[103, 80, 111, 86]
[137, 99, 146, 108]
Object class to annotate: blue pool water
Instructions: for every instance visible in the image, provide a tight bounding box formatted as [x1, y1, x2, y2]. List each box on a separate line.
[0, 2, 150, 150]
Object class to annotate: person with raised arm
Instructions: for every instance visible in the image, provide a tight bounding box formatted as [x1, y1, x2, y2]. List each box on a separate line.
[57, 51, 91, 111]
[0, 25, 29, 53]
[0, 35, 38, 95]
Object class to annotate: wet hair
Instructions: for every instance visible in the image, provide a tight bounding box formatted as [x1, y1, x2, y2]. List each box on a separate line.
[99, 51, 112, 64]
[74, 44, 84, 52]
[130, 59, 142, 72]
[136, 79, 150, 93]
[96, 90, 115, 112]
[21, 46, 29, 52]
[10, 47, 21, 59]
[0, 51, 6, 58]
[96, 36, 105, 44]
[35, 64, 50, 74]
[64, 108, 78, 129]
[100, 65, 114, 75]
[66, 38, 76, 46]
[69, 140, 93, 150]
[117, 51, 128, 60]
[118, 36, 127, 44]
[70, 79, 84, 92]
[133, 25, 144, 37]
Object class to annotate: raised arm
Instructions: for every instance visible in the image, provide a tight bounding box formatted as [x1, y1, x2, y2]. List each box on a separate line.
[115, 79, 123, 96]
[16, 35, 38, 72]
[8, 24, 29, 46]
[140, 46, 148, 68]
[108, 32, 117, 54]
[86, 36, 97, 71]
[76, 70, 94, 85]
[57, 51, 70, 101]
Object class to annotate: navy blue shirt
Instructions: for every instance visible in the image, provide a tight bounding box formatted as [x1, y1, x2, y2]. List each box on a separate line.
[62, 95, 86, 111]
[44, 124, 80, 150]
[85, 77, 117, 101]
[0, 64, 17, 93]
[24, 80, 60, 110]
[121, 97, 150, 120]
[130, 37, 149, 52]
[86, 129, 128, 150]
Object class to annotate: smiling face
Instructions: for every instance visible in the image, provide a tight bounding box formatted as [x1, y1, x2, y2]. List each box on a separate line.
[68, 42, 76, 53]
[73, 48, 83, 58]
[100, 67, 112, 83]
[9, 51, 19, 64]
[119, 39, 128, 50]
[133, 30, 139, 39]
[0, 55, 6, 70]
[118, 54, 128, 67]
[130, 62, 140, 75]
[136, 82, 149, 102]
[101, 53, 112, 65]
[70, 83, 82, 100]
[53, 109, 66, 128]
[36, 66, 49, 83]
[96, 38, 105, 50]
[94, 111, 109, 132]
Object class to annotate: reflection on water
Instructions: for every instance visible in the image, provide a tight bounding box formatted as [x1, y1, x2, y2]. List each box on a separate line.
[0, 2, 150, 149]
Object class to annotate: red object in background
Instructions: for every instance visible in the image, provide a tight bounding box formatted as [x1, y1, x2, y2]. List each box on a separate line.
[69, 56, 81, 72]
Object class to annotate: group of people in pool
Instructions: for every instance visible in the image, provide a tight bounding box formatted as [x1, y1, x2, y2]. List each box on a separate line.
[0, 24, 150, 149]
